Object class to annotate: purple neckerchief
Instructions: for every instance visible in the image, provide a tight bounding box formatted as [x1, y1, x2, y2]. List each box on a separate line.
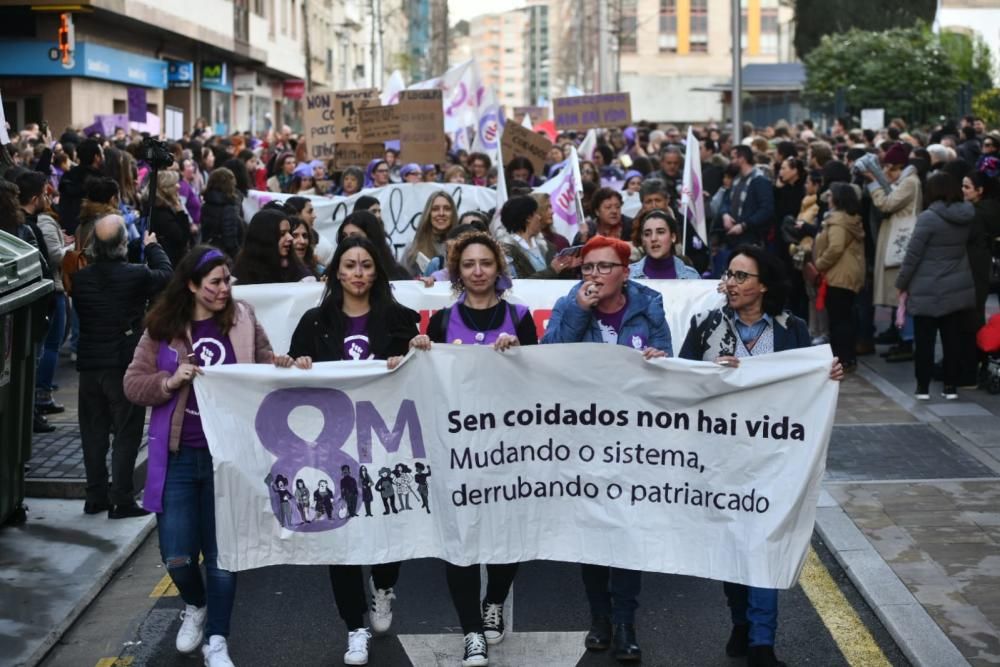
[141, 341, 182, 513]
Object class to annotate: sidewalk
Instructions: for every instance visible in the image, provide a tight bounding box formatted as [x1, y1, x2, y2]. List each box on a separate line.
[823, 347, 1000, 667]
[3, 339, 999, 667]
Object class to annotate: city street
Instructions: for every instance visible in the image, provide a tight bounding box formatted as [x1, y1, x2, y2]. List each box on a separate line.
[24, 337, 1000, 667]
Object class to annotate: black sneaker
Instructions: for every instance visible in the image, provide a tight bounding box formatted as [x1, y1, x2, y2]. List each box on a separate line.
[726, 623, 749, 657]
[83, 501, 111, 515]
[747, 645, 787, 667]
[33, 414, 55, 433]
[462, 632, 488, 667]
[884, 342, 913, 363]
[874, 327, 900, 345]
[481, 601, 505, 645]
[108, 504, 151, 519]
[35, 401, 65, 415]
[584, 616, 612, 651]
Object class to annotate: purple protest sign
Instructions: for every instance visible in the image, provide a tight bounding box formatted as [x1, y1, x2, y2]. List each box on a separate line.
[549, 167, 578, 228]
[128, 87, 147, 123]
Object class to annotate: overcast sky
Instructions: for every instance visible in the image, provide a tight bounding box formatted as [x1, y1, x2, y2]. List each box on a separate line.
[449, 0, 525, 23]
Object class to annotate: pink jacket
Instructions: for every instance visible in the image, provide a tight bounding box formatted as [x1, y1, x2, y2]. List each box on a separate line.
[123, 300, 274, 512]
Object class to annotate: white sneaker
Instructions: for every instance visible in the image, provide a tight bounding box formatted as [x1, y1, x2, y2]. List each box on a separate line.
[201, 635, 235, 667]
[176, 604, 207, 654]
[344, 628, 371, 665]
[370, 579, 395, 634]
[462, 632, 489, 667]
[481, 601, 506, 645]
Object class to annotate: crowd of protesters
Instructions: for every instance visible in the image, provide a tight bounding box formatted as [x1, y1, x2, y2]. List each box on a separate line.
[1, 109, 999, 667]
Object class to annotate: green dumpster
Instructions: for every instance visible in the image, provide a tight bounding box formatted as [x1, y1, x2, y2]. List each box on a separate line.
[0, 230, 54, 525]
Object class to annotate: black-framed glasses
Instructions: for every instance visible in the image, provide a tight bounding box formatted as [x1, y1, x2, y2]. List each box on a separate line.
[723, 269, 759, 284]
[580, 262, 624, 275]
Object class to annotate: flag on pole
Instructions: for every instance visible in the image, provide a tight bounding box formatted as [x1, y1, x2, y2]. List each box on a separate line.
[381, 71, 406, 105]
[536, 147, 584, 242]
[471, 87, 503, 163]
[490, 126, 509, 238]
[577, 128, 598, 162]
[680, 126, 707, 249]
[408, 59, 484, 133]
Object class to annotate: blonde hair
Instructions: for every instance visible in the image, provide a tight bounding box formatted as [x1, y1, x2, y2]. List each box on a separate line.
[403, 191, 457, 267]
[155, 170, 183, 211]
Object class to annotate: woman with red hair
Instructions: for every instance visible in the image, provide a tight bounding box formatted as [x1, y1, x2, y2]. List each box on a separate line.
[540, 234, 671, 663]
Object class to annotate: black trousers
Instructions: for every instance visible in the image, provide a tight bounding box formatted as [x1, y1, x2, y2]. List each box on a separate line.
[78, 368, 146, 505]
[825, 286, 857, 365]
[445, 562, 520, 633]
[913, 313, 962, 390]
[328, 562, 401, 630]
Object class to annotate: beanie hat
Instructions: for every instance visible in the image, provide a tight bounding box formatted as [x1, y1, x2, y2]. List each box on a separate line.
[881, 143, 910, 167]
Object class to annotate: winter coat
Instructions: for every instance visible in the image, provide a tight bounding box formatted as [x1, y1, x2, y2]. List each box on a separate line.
[895, 201, 976, 317]
[57, 164, 102, 234]
[813, 210, 865, 293]
[541, 280, 673, 355]
[678, 307, 810, 361]
[200, 190, 245, 258]
[288, 301, 419, 361]
[969, 198, 1000, 313]
[719, 168, 775, 247]
[34, 213, 66, 292]
[628, 255, 700, 280]
[123, 300, 275, 513]
[72, 244, 172, 371]
[503, 237, 559, 279]
[149, 205, 193, 267]
[870, 169, 921, 306]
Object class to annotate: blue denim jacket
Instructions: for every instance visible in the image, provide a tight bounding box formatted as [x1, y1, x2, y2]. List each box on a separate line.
[541, 279, 673, 355]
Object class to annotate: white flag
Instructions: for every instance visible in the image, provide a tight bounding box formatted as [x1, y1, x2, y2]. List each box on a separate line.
[0, 89, 10, 145]
[521, 113, 533, 130]
[577, 128, 598, 162]
[490, 126, 509, 237]
[381, 70, 406, 106]
[472, 87, 502, 162]
[680, 126, 707, 248]
[409, 59, 484, 133]
[535, 147, 584, 242]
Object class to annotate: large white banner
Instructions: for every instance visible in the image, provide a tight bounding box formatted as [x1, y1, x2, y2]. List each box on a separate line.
[234, 279, 725, 358]
[244, 183, 497, 255]
[195, 344, 838, 588]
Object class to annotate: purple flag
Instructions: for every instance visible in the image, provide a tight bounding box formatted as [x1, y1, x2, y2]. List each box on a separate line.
[128, 87, 147, 123]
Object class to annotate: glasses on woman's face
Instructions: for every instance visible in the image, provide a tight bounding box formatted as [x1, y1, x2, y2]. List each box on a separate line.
[723, 269, 759, 285]
[580, 261, 623, 275]
[375, 168, 389, 174]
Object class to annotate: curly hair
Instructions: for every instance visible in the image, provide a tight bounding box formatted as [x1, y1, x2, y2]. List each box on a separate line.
[446, 231, 510, 295]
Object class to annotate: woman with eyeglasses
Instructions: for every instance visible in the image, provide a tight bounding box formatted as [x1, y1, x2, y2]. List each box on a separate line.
[541, 235, 670, 663]
[365, 159, 391, 188]
[628, 209, 700, 279]
[678, 244, 842, 667]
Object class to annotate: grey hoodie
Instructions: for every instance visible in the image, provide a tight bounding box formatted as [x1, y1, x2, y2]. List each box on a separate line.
[895, 201, 976, 317]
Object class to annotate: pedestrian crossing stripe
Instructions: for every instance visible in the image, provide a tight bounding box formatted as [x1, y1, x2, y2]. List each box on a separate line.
[95, 658, 133, 667]
[149, 574, 179, 598]
[799, 547, 892, 667]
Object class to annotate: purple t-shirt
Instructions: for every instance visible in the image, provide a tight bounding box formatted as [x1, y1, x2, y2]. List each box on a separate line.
[180, 318, 237, 447]
[343, 314, 374, 360]
[595, 298, 647, 350]
[643, 255, 677, 279]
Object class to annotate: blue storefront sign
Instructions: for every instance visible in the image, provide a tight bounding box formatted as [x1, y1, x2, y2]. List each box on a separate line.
[0, 40, 168, 89]
[201, 63, 232, 93]
[167, 60, 194, 88]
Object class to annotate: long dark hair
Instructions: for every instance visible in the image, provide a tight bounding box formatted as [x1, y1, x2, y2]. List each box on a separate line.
[222, 157, 251, 195]
[730, 244, 788, 317]
[144, 245, 234, 341]
[290, 216, 319, 277]
[336, 210, 405, 277]
[232, 209, 307, 284]
[319, 236, 399, 328]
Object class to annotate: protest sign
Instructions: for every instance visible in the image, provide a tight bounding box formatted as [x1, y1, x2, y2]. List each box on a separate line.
[512, 106, 548, 124]
[304, 90, 336, 159]
[501, 121, 553, 175]
[398, 89, 446, 165]
[196, 344, 837, 589]
[553, 93, 632, 131]
[244, 183, 497, 254]
[233, 279, 724, 360]
[861, 108, 885, 131]
[333, 88, 379, 143]
[359, 105, 400, 142]
[332, 143, 385, 169]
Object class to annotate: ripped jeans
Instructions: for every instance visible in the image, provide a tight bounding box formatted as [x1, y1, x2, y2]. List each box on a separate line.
[157, 446, 236, 638]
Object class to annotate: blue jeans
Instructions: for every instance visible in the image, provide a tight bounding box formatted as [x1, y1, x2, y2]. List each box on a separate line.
[36, 292, 66, 393]
[157, 446, 236, 638]
[724, 582, 778, 646]
[69, 298, 80, 353]
[581, 564, 641, 624]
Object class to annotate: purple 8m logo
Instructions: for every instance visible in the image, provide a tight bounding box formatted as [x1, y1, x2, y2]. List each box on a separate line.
[255, 387, 425, 533]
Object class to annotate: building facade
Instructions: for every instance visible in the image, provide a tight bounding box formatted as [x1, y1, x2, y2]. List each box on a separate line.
[937, 0, 1000, 86]
[0, 0, 374, 138]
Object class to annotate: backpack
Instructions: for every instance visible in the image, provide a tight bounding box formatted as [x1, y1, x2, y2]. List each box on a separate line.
[61, 249, 88, 295]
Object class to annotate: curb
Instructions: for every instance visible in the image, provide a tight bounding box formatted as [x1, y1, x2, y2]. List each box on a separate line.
[814, 489, 970, 667]
[25, 446, 149, 500]
[23, 515, 156, 667]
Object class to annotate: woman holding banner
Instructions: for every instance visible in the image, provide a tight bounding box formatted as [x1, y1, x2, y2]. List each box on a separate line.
[678, 245, 843, 667]
[408, 231, 534, 667]
[540, 235, 671, 663]
[401, 190, 458, 277]
[628, 209, 701, 280]
[287, 236, 420, 666]
[123, 247, 297, 667]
